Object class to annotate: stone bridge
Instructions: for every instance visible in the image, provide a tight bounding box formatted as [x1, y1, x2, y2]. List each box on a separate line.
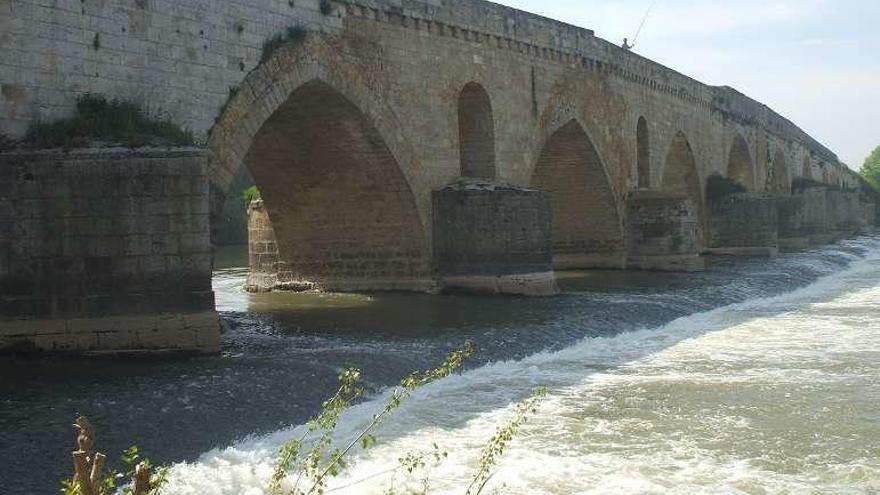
[206, 0, 864, 291]
[0, 0, 874, 353]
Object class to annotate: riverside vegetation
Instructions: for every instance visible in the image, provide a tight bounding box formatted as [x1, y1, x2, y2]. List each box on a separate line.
[61, 343, 547, 495]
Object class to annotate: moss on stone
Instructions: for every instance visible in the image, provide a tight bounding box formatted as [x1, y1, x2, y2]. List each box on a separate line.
[23, 94, 194, 149]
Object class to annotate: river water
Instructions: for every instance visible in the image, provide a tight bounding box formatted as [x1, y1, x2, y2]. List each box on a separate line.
[2, 238, 879, 494]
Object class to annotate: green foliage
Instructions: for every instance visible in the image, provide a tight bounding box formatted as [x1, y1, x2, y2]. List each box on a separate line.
[242, 185, 261, 203]
[260, 26, 307, 65]
[859, 145, 880, 191]
[24, 94, 194, 149]
[60, 444, 169, 495]
[270, 342, 474, 495]
[319, 0, 333, 15]
[705, 174, 747, 201]
[466, 388, 546, 495]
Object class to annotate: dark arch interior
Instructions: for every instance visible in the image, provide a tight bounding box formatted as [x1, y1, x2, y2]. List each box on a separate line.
[802, 156, 812, 179]
[662, 131, 705, 237]
[530, 120, 623, 268]
[770, 149, 790, 194]
[244, 80, 429, 289]
[637, 117, 650, 189]
[727, 135, 754, 190]
[458, 82, 496, 179]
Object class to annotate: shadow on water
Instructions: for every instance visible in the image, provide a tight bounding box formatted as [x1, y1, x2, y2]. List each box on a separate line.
[0, 238, 876, 494]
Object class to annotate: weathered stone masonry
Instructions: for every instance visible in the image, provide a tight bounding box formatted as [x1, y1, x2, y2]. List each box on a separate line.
[0, 0, 877, 353]
[0, 149, 218, 353]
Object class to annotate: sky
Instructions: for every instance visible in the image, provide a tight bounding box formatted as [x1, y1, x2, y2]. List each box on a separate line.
[496, 0, 879, 169]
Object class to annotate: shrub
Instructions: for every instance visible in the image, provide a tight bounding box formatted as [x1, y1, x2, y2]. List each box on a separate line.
[705, 174, 747, 201]
[23, 94, 194, 149]
[242, 185, 261, 203]
[259, 26, 307, 65]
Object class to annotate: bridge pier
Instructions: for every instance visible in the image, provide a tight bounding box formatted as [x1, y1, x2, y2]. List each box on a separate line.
[432, 182, 558, 296]
[0, 149, 219, 354]
[705, 193, 779, 257]
[626, 192, 705, 272]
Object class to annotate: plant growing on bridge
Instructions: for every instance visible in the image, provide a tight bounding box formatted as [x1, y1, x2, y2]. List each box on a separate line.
[242, 185, 261, 203]
[23, 94, 194, 149]
[705, 174, 747, 201]
[859, 145, 880, 191]
[260, 26, 308, 65]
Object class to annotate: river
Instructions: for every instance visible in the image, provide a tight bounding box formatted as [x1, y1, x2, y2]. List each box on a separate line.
[1, 238, 878, 494]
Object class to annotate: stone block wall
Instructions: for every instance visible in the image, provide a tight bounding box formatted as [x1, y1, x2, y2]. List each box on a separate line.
[432, 182, 557, 295]
[0, 148, 218, 353]
[626, 192, 704, 271]
[706, 193, 779, 254]
[245, 199, 282, 292]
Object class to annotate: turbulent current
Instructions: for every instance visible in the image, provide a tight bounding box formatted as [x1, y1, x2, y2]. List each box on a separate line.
[2, 238, 879, 494]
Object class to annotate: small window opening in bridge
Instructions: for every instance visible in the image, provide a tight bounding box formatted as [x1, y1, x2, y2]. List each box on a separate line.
[636, 116, 650, 189]
[458, 82, 496, 179]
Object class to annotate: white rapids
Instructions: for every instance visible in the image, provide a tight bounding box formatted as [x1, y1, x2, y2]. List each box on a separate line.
[167, 241, 880, 494]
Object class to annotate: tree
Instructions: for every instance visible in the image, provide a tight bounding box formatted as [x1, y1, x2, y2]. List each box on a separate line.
[860, 146, 880, 190]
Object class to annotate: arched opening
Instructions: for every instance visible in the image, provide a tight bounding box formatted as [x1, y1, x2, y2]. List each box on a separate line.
[243, 80, 429, 290]
[770, 149, 790, 194]
[661, 131, 705, 236]
[458, 82, 496, 179]
[662, 132, 702, 200]
[637, 116, 650, 189]
[727, 134, 754, 190]
[530, 120, 623, 268]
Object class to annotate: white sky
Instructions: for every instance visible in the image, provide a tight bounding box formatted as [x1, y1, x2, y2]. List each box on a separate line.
[496, 0, 880, 168]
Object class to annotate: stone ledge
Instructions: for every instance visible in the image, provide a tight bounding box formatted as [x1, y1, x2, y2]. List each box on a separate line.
[0, 311, 220, 354]
[627, 255, 706, 272]
[440, 272, 559, 297]
[704, 246, 779, 257]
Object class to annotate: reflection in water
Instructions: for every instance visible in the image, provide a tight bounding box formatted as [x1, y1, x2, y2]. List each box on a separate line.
[1, 239, 879, 494]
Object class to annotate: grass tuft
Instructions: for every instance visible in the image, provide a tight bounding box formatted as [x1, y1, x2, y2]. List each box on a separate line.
[23, 94, 194, 149]
[259, 26, 307, 65]
[242, 185, 261, 203]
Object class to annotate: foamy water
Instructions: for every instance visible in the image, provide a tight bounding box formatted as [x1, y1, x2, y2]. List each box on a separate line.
[163, 241, 880, 494]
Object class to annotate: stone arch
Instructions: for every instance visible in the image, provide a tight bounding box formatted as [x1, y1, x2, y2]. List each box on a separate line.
[637, 116, 650, 189]
[242, 79, 430, 291]
[727, 133, 755, 190]
[770, 149, 790, 194]
[661, 131, 705, 233]
[207, 37, 427, 228]
[457, 82, 496, 179]
[530, 119, 624, 269]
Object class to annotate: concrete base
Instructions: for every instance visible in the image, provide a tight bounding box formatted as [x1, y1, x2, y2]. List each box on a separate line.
[246, 273, 437, 294]
[553, 254, 627, 270]
[778, 237, 811, 252]
[626, 255, 706, 272]
[440, 272, 560, 297]
[704, 246, 779, 257]
[0, 311, 220, 354]
[809, 233, 840, 245]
